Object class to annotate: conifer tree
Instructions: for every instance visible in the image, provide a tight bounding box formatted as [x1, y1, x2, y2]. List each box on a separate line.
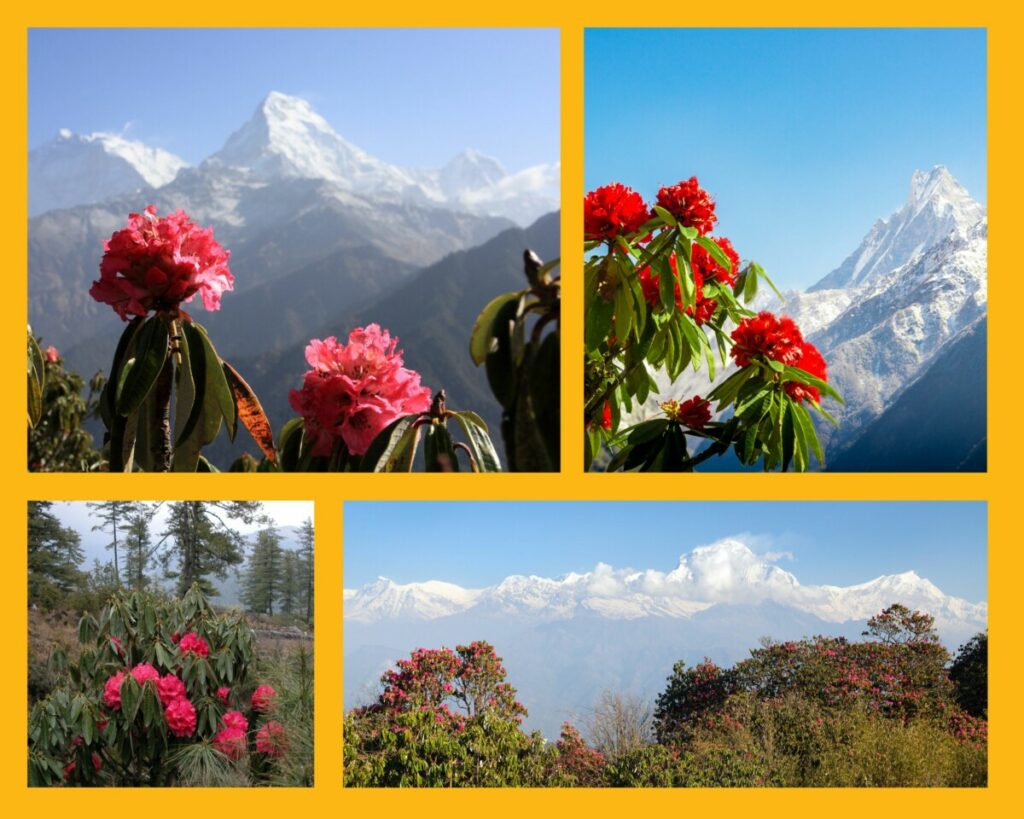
[279, 549, 300, 616]
[241, 526, 283, 615]
[123, 507, 156, 591]
[298, 517, 314, 624]
[159, 501, 260, 597]
[86, 500, 140, 587]
[28, 501, 85, 608]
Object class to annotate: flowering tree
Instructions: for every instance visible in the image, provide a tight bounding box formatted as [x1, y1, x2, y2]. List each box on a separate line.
[28, 585, 288, 787]
[27, 332, 104, 471]
[470, 249, 560, 471]
[584, 178, 842, 471]
[343, 641, 551, 786]
[280, 325, 502, 472]
[89, 207, 275, 472]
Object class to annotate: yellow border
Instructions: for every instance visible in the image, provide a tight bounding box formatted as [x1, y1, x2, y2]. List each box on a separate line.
[4, 3, 1019, 814]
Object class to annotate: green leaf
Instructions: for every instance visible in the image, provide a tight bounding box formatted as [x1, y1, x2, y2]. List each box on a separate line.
[174, 323, 206, 447]
[470, 291, 520, 366]
[423, 422, 460, 472]
[526, 330, 560, 468]
[652, 205, 677, 226]
[792, 402, 824, 466]
[695, 235, 733, 274]
[625, 418, 670, 446]
[613, 279, 633, 342]
[586, 291, 616, 351]
[360, 415, 423, 472]
[486, 297, 521, 410]
[185, 322, 235, 433]
[450, 413, 501, 470]
[707, 365, 755, 409]
[116, 316, 168, 416]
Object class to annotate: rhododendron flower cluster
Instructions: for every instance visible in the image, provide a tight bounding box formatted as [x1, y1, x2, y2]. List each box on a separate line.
[288, 325, 432, 457]
[255, 721, 288, 757]
[164, 696, 197, 738]
[730, 311, 829, 402]
[103, 671, 125, 710]
[213, 726, 248, 760]
[691, 236, 740, 286]
[90, 206, 234, 321]
[252, 685, 277, 713]
[177, 632, 210, 658]
[130, 662, 160, 687]
[217, 686, 231, 705]
[584, 183, 650, 241]
[655, 177, 718, 235]
[157, 674, 187, 707]
[661, 396, 711, 429]
[637, 253, 719, 325]
[222, 710, 249, 732]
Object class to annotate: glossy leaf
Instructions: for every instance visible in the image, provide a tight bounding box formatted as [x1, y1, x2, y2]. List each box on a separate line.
[116, 316, 169, 417]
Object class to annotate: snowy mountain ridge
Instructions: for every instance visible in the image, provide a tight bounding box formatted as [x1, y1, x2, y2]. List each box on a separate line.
[344, 538, 987, 638]
[30, 91, 558, 226]
[28, 129, 189, 216]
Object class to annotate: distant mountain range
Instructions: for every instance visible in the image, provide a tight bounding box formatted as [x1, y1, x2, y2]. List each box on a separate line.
[28, 92, 560, 467]
[643, 165, 986, 472]
[343, 538, 987, 737]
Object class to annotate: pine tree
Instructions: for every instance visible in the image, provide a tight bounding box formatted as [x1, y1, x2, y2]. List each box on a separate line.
[241, 527, 283, 615]
[28, 501, 85, 608]
[160, 501, 260, 597]
[298, 517, 314, 624]
[279, 550, 299, 616]
[123, 508, 155, 591]
[87, 500, 140, 587]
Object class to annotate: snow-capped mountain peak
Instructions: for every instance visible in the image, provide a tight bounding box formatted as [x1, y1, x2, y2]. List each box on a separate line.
[29, 129, 189, 215]
[439, 148, 508, 196]
[810, 165, 984, 293]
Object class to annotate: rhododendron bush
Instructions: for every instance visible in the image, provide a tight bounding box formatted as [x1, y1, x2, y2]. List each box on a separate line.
[28, 585, 302, 786]
[584, 178, 843, 471]
[342, 607, 985, 787]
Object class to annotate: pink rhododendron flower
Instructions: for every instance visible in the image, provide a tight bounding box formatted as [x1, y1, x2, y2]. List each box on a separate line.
[102, 671, 125, 710]
[288, 325, 432, 456]
[255, 721, 288, 757]
[251, 685, 277, 713]
[45, 346, 60, 363]
[222, 710, 249, 732]
[156, 674, 187, 707]
[177, 632, 210, 658]
[164, 696, 197, 738]
[131, 662, 160, 687]
[213, 727, 247, 759]
[216, 686, 231, 705]
[90, 206, 233, 321]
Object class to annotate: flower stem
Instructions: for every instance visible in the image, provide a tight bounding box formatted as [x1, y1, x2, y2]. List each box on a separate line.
[152, 345, 174, 472]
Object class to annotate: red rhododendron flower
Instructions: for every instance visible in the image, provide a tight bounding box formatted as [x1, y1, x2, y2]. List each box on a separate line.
[655, 177, 717, 235]
[102, 671, 125, 710]
[45, 346, 60, 363]
[170, 632, 181, 644]
[662, 396, 712, 429]
[255, 721, 288, 757]
[637, 253, 718, 325]
[177, 632, 210, 658]
[251, 685, 277, 713]
[90, 206, 233, 321]
[730, 312, 805, 368]
[600, 400, 612, 431]
[131, 662, 160, 687]
[156, 674, 187, 707]
[222, 710, 249, 732]
[584, 183, 649, 242]
[164, 696, 197, 738]
[92, 752, 102, 772]
[691, 236, 740, 286]
[288, 325, 432, 457]
[216, 686, 231, 705]
[213, 727, 247, 759]
[785, 341, 828, 403]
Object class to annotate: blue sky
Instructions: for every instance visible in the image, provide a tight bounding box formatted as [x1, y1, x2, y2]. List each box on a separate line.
[28, 28, 560, 170]
[344, 501, 987, 601]
[586, 28, 987, 289]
